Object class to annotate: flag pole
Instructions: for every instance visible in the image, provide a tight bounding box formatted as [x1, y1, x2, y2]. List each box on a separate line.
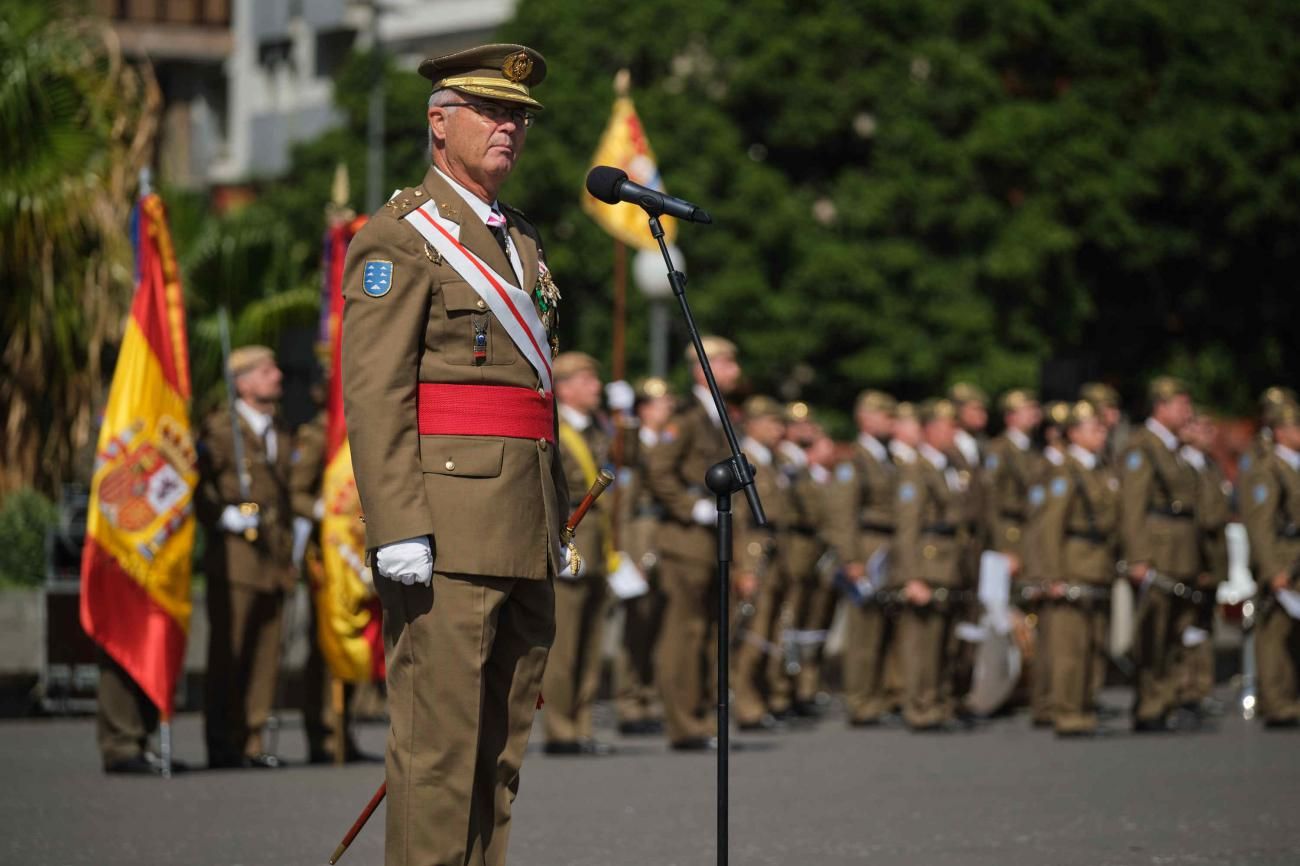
[160, 714, 173, 778]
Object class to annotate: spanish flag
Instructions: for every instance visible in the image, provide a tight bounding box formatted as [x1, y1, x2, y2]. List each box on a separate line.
[80, 193, 195, 718]
[313, 215, 385, 683]
[582, 72, 678, 250]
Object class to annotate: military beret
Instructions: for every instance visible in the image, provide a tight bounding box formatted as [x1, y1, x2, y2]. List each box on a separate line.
[635, 376, 671, 401]
[687, 335, 737, 365]
[855, 389, 897, 416]
[920, 398, 958, 424]
[1271, 400, 1300, 428]
[999, 389, 1038, 414]
[1067, 400, 1101, 428]
[743, 395, 785, 421]
[948, 382, 988, 407]
[1043, 400, 1071, 427]
[894, 402, 918, 421]
[1147, 375, 1190, 405]
[419, 43, 547, 110]
[1260, 386, 1299, 425]
[227, 345, 275, 378]
[1080, 382, 1120, 409]
[552, 351, 599, 381]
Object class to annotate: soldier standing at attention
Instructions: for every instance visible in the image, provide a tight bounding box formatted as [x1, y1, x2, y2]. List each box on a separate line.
[828, 390, 900, 727]
[341, 44, 566, 866]
[732, 396, 794, 730]
[1038, 401, 1120, 737]
[985, 390, 1042, 578]
[544, 352, 615, 755]
[613, 377, 673, 736]
[1241, 400, 1300, 728]
[895, 399, 974, 732]
[646, 337, 742, 751]
[1121, 376, 1201, 732]
[196, 345, 295, 769]
[1178, 411, 1230, 716]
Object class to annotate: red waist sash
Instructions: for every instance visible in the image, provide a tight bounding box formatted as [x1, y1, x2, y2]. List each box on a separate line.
[417, 383, 555, 443]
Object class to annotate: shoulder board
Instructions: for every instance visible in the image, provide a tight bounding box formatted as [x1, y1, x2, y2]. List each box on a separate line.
[381, 184, 431, 220]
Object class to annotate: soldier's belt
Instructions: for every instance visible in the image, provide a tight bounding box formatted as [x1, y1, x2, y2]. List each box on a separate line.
[859, 521, 895, 534]
[921, 523, 959, 537]
[1278, 523, 1300, 539]
[417, 383, 555, 443]
[1065, 529, 1109, 543]
[1147, 572, 1209, 605]
[786, 525, 818, 537]
[999, 508, 1025, 521]
[1147, 505, 1194, 520]
[1053, 583, 1111, 604]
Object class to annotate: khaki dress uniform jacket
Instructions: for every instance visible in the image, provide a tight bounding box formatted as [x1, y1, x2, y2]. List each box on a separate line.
[341, 167, 567, 866]
[1241, 451, 1300, 724]
[645, 398, 730, 743]
[195, 405, 295, 763]
[1038, 455, 1120, 733]
[1120, 425, 1203, 724]
[777, 454, 835, 709]
[826, 441, 900, 723]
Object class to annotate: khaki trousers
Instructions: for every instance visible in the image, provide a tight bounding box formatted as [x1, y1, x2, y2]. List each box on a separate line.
[733, 569, 786, 725]
[96, 655, 159, 768]
[1256, 600, 1300, 723]
[1178, 598, 1216, 705]
[842, 603, 894, 723]
[1031, 605, 1053, 722]
[543, 574, 609, 743]
[1133, 587, 1196, 723]
[656, 555, 719, 743]
[1048, 601, 1109, 733]
[377, 571, 553, 866]
[204, 580, 284, 762]
[614, 588, 665, 724]
[900, 606, 954, 729]
[779, 572, 837, 707]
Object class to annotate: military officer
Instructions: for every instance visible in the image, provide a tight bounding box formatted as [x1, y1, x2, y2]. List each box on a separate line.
[1121, 376, 1202, 732]
[894, 399, 975, 731]
[613, 377, 672, 735]
[1038, 401, 1120, 736]
[985, 389, 1042, 576]
[95, 655, 168, 774]
[732, 396, 794, 730]
[544, 352, 615, 755]
[1241, 400, 1300, 727]
[195, 345, 295, 769]
[828, 390, 901, 727]
[645, 336, 742, 750]
[889, 402, 921, 465]
[1178, 411, 1230, 715]
[1080, 382, 1129, 465]
[950, 383, 990, 471]
[340, 44, 566, 866]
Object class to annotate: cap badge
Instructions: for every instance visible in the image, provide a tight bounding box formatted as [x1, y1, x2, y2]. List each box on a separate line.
[503, 51, 533, 82]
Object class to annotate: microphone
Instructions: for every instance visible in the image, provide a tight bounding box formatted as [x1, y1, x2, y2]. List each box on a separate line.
[585, 166, 712, 224]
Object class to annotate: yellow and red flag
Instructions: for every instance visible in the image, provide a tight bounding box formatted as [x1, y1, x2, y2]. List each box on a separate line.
[582, 79, 678, 250]
[80, 193, 195, 717]
[313, 215, 385, 683]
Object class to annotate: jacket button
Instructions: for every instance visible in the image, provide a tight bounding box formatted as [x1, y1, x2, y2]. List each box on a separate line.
[476, 299, 487, 310]
[445, 460, 456, 471]
[923, 545, 937, 559]
[539, 439, 548, 450]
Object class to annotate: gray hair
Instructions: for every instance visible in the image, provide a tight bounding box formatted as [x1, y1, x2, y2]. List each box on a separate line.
[427, 88, 458, 160]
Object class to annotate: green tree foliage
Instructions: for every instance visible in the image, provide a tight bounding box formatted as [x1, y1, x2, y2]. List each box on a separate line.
[0, 488, 57, 587]
[498, 0, 1300, 414]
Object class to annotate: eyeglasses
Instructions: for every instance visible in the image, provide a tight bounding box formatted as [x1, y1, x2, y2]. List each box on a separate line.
[443, 100, 535, 128]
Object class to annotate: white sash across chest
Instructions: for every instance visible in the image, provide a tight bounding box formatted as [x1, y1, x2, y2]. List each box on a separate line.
[404, 202, 553, 393]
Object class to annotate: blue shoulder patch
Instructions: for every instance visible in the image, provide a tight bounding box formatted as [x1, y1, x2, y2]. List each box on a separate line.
[836, 462, 855, 483]
[985, 454, 1000, 472]
[1029, 485, 1045, 507]
[1051, 477, 1069, 498]
[1254, 483, 1270, 505]
[291, 448, 302, 465]
[899, 482, 916, 504]
[1239, 454, 1253, 473]
[1126, 451, 1142, 472]
[363, 260, 394, 297]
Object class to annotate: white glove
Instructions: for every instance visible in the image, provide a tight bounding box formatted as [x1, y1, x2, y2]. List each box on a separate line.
[691, 498, 717, 526]
[605, 379, 635, 412]
[313, 498, 325, 521]
[376, 536, 433, 586]
[220, 505, 260, 535]
[291, 517, 314, 568]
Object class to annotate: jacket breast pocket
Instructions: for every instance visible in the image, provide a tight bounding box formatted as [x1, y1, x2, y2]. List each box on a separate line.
[420, 436, 505, 478]
[439, 280, 515, 366]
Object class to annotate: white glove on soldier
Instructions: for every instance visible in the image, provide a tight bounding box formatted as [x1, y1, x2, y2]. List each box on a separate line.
[291, 517, 314, 568]
[376, 536, 433, 586]
[219, 505, 260, 535]
[691, 498, 718, 526]
[605, 380, 636, 412]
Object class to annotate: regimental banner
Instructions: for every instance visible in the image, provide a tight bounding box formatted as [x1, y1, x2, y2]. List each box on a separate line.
[582, 90, 678, 250]
[80, 193, 195, 718]
[313, 216, 384, 683]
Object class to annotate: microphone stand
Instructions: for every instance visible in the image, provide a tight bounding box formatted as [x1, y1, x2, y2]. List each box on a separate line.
[647, 213, 766, 866]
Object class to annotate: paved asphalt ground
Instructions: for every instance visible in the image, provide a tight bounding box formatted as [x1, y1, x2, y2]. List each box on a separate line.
[7, 688, 1299, 866]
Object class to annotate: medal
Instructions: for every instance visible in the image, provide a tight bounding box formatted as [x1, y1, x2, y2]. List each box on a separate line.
[534, 263, 562, 358]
